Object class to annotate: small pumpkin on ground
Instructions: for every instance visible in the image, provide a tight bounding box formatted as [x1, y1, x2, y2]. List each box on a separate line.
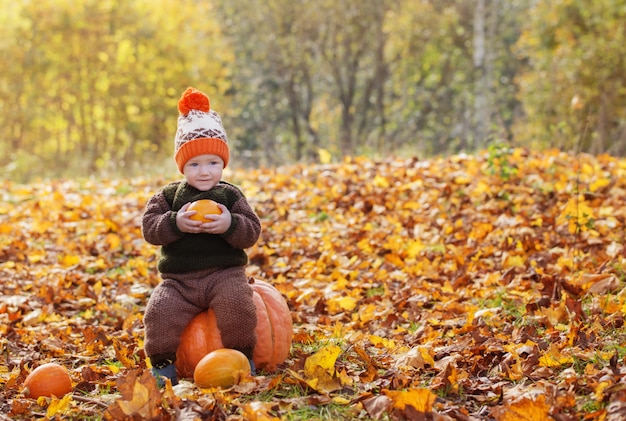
[23, 362, 73, 399]
[193, 349, 251, 388]
[176, 279, 292, 378]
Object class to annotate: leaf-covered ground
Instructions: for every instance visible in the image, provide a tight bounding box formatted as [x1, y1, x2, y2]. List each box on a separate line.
[1, 147, 626, 420]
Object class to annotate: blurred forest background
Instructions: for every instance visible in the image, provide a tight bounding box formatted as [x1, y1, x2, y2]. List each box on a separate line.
[0, 0, 625, 182]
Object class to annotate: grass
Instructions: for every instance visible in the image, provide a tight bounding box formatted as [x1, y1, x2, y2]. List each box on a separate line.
[238, 381, 363, 420]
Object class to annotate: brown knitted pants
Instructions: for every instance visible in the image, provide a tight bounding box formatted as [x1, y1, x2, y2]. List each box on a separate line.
[144, 265, 257, 364]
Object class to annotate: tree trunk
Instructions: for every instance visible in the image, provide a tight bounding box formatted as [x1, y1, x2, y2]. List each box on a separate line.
[473, 0, 490, 150]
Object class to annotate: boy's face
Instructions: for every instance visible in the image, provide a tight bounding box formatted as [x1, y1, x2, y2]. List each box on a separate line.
[183, 154, 224, 191]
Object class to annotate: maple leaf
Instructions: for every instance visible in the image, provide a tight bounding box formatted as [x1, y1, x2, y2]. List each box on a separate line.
[104, 370, 164, 420]
[382, 388, 437, 417]
[46, 394, 72, 418]
[303, 344, 344, 393]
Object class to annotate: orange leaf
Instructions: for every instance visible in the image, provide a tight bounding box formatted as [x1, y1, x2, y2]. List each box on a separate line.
[491, 394, 551, 421]
[241, 401, 281, 421]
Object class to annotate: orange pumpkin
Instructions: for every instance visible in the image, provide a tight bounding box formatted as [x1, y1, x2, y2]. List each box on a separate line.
[193, 349, 251, 388]
[188, 199, 222, 221]
[23, 363, 72, 399]
[176, 279, 292, 378]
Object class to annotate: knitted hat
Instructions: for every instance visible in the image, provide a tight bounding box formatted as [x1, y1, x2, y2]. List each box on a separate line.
[174, 87, 229, 172]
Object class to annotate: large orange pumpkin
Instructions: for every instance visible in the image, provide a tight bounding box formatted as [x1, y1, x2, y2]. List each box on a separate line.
[193, 349, 251, 389]
[176, 279, 292, 378]
[23, 363, 73, 399]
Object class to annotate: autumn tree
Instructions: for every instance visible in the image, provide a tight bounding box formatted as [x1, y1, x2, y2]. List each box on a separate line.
[214, 0, 394, 162]
[216, 0, 528, 163]
[212, 0, 324, 165]
[513, 0, 626, 154]
[1, 0, 625, 181]
[0, 0, 231, 180]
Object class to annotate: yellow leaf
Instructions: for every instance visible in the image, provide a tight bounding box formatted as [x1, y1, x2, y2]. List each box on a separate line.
[595, 380, 612, 401]
[405, 239, 424, 258]
[304, 345, 341, 378]
[318, 148, 332, 164]
[474, 180, 491, 195]
[453, 175, 472, 185]
[441, 281, 455, 294]
[303, 345, 343, 393]
[369, 335, 395, 349]
[61, 254, 81, 267]
[113, 337, 137, 369]
[337, 296, 357, 312]
[539, 346, 574, 367]
[327, 295, 356, 314]
[357, 303, 377, 323]
[589, 177, 610, 192]
[93, 280, 103, 296]
[336, 367, 353, 388]
[91, 258, 107, 270]
[332, 396, 351, 404]
[383, 388, 436, 412]
[46, 394, 72, 418]
[557, 196, 594, 234]
[106, 233, 121, 250]
[418, 346, 436, 367]
[469, 222, 493, 240]
[27, 251, 46, 263]
[373, 175, 389, 188]
[503, 254, 525, 269]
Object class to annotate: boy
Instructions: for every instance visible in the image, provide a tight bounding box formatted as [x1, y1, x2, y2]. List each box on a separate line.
[142, 87, 261, 386]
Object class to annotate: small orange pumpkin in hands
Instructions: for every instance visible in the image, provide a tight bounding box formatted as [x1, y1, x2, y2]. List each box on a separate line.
[23, 363, 73, 399]
[193, 349, 251, 388]
[188, 199, 222, 221]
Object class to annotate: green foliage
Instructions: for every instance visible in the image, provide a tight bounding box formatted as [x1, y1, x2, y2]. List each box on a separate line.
[486, 143, 519, 181]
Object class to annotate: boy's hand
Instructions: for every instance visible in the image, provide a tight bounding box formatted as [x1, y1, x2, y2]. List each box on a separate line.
[176, 202, 232, 234]
[197, 203, 231, 234]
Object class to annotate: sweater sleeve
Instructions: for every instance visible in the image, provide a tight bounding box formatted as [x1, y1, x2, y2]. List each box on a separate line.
[221, 195, 262, 249]
[142, 190, 185, 246]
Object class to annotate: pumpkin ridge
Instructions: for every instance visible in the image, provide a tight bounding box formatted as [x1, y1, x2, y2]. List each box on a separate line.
[256, 282, 292, 365]
[257, 286, 276, 366]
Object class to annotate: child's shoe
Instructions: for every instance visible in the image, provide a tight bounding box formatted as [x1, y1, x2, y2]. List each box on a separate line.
[151, 363, 178, 387]
[249, 359, 256, 376]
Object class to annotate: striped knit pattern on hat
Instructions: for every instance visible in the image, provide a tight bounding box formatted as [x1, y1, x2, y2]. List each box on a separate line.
[174, 87, 230, 172]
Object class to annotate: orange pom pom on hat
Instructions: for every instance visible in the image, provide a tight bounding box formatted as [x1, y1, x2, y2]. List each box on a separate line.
[174, 87, 230, 172]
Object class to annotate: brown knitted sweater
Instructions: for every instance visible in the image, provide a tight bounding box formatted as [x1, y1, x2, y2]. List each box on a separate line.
[142, 181, 261, 273]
